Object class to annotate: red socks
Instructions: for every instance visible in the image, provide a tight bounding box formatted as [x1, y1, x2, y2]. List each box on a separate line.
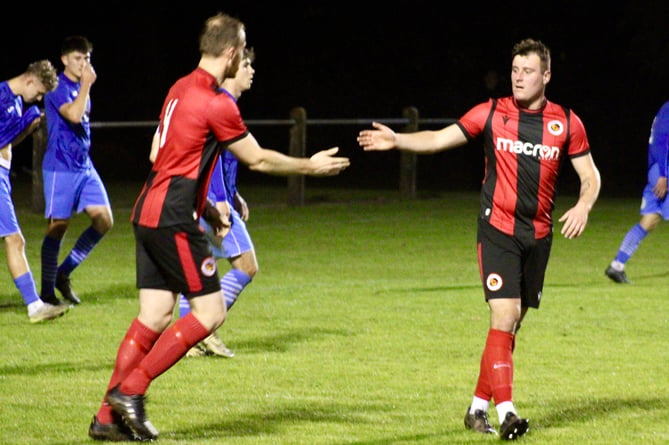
[97, 318, 160, 423]
[474, 328, 514, 404]
[119, 313, 209, 395]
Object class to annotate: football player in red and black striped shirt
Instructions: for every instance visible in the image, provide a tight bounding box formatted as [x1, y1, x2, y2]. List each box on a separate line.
[358, 38, 601, 440]
[89, 13, 349, 442]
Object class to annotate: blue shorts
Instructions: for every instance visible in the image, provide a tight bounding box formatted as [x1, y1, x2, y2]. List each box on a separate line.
[200, 208, 254, 259]
[640, 163, 669, 219]
[0, 168, 20, 237]
[43, 168, 110, 219]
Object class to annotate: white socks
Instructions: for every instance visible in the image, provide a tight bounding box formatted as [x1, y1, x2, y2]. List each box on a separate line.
[496, 401, 516, 424]
[27, 300, 45, 316]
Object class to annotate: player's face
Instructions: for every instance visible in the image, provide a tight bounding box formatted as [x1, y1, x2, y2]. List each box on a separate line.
[62, 51, 91, 81]
[511, 53, 550, 109]
[235, 57, 255, 92]
[24, 77, 48, 103]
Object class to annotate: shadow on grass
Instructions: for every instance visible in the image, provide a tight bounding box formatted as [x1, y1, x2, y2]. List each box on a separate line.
[163, 395, 668, 443]
[0, 360, 112, 376]
[536, 396, 668, 429]
[166, 402, 446, 443]
[225, 327, 352, 354]
[549, 269, 669, 287]
[373, 284, 482, 295]
[0, 326, 350, 377]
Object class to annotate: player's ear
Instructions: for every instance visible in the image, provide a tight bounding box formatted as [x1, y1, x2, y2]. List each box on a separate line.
[543, 70, 551, 85]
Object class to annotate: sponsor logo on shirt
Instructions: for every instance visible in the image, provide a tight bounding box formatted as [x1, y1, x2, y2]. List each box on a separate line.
[496, 137, 561, 161]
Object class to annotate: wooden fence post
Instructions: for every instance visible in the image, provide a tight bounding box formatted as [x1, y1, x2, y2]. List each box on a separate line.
[288, 106, 306, 207]
[400, 106, 419, 199]
[31, 118, 46, 213]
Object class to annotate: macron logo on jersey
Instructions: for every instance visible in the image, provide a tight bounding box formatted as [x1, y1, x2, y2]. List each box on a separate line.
[496, 137, 561, 161]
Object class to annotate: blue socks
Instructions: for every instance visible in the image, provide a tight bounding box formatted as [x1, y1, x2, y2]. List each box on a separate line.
[221, 268, 252, 310]
[58, 226, 104, 276]
[178, 268, 252, 317]
[15, 271, 40, 306]
[614, 223, 648, 264]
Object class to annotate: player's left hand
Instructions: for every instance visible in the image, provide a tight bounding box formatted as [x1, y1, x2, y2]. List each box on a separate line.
[558, 204, 589, 239]
[203, 201, 231, 238]
[652, 176, 667, 199]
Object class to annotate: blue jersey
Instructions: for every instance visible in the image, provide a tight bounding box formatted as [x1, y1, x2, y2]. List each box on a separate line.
[207, 150, 238, 206]
[648, 101, 669, 183]
[0, 81, 41, 151]
[43, 72, 92, 171]
[208, 86, 240, 206]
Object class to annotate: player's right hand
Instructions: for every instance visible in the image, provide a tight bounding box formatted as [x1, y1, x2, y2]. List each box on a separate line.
[308, 147, 350, 176]
[357, 121, 398, 151]
[82, 63, 97, 86]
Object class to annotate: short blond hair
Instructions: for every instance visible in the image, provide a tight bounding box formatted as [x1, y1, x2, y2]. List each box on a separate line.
[26, 60, 58, 91]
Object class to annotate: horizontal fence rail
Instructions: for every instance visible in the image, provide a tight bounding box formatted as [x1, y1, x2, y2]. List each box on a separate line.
[31, 107, 457, 212]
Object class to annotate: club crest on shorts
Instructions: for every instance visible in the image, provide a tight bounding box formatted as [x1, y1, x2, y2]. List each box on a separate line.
[201, 256, 217, 277]
[486, 273, 503, 291]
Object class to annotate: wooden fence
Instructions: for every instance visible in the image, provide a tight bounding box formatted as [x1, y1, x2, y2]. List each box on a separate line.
[30, 107, 455, 211]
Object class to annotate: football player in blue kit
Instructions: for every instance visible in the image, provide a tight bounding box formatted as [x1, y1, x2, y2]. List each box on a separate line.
[605, 100, 669, 283]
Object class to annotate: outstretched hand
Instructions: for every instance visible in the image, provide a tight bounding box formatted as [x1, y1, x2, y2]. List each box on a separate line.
[357, 122, 397, 151]
[309, 147, 350, 176]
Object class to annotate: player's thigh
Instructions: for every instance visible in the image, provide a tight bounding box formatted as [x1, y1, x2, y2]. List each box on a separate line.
[43, 171, 78, 219]
[78, 168, 111, 211]
[477, 219, 522, 300]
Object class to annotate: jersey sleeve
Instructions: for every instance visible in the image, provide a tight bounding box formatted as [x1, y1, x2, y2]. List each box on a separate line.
[566, 110, 591, 158]
[456, 99, 494, 140]
[207, 95, 247, 143]
[649, 101, 669, 179]
[208, 155, 228, 203]
[0, 104, 40, 148]
[45, 85, 71, 112]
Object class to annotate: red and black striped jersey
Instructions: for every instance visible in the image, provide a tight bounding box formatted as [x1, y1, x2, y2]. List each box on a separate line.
[457, 97, 590, 239]
[131, 68, 248, 228]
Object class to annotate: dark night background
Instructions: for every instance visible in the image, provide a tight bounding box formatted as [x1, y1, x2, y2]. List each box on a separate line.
[5, 1, 669, 196]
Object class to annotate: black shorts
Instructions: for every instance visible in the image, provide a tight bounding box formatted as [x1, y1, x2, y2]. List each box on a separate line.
[134, 222, 221, 298]
[476, 218, 552, 308]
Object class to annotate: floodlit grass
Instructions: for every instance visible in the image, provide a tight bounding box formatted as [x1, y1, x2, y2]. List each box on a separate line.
[1, 180, 667, 444]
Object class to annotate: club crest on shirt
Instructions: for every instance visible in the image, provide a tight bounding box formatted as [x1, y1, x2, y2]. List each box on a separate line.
[201, 256, 217, 277]
[547, 120, 564, 136]
[486, 273, 503, 292]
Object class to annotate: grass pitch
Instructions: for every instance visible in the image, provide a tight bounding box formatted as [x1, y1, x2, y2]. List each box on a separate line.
[1, 180, 667, 444]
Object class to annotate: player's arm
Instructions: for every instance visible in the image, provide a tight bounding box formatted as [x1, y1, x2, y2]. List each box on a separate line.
[234, 192, 249, 221]
[558, 153, 601, 239]
[148, 129, 160, 163]
[357, 121, 468, 154]
[58, 64, 96, 124]
[227, 132, 349, 177]
[2, 106, 42, 148]
[651, 108, 669, 199]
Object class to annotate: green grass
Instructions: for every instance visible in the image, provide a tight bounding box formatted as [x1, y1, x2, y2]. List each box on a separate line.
[1, 180, 668, 444]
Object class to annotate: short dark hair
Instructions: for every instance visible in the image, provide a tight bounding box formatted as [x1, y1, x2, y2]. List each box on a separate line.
[512, 38, 551, 73]
[61, 35, 93, 55]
